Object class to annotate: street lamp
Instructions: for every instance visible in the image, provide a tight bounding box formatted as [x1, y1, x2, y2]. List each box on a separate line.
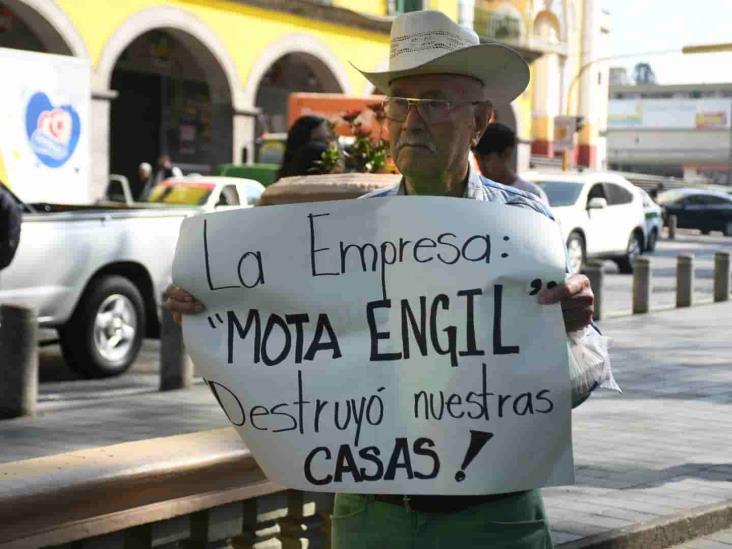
[561, 41, 732, 179]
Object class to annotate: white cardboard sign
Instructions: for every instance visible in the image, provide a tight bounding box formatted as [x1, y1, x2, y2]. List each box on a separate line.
[173, 197, 574, 494]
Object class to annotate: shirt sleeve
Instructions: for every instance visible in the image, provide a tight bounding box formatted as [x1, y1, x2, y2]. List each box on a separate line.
[567, 322, 620, 408]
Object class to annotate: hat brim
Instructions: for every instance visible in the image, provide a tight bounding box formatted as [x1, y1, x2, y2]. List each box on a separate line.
[356, 43, 529, 103]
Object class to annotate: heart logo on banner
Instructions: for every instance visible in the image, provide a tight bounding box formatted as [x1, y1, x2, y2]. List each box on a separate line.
[25, 92, 81, 168]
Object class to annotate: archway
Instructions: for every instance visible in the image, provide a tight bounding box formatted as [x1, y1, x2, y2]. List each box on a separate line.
[254, 52, 344, 135]
[531, 11, 562, 157]
[105, 28, 234, 195]
[0, 0, 87, 56]
[93, 7, 239, 197]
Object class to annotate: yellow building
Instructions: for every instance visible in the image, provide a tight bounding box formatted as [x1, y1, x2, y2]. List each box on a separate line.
[0, 0, 609, 199]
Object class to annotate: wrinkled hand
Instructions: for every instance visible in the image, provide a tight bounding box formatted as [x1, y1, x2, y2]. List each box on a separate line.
[537, 274, 594, 333]
[164, 283, 205, 325]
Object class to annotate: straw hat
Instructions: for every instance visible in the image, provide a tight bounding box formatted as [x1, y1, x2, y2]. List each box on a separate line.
[356, 10, 529, 102]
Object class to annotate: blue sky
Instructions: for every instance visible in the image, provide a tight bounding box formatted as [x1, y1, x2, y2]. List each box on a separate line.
[607, 0, 732, 84]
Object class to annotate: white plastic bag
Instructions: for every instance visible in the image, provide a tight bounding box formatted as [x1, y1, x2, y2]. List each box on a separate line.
[567, 327, 620, 407]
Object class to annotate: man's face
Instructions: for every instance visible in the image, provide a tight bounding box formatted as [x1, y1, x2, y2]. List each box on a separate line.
[476, 148, 511, 181]
[387, 74, 487, 182]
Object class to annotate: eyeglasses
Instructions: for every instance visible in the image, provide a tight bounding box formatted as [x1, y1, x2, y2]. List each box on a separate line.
[383, 97, 484, 123]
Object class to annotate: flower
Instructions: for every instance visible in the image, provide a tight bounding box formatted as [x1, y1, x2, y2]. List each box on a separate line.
[341, 109, 361, 123]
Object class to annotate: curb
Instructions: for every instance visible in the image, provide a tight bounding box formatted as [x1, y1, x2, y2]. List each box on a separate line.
[557, 499, 732, 549]
[598, 298, 723, 321]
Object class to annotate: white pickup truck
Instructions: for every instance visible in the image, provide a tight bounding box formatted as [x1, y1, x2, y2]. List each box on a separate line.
[1, 177, 265, 378]
[0, 190, 197, 378]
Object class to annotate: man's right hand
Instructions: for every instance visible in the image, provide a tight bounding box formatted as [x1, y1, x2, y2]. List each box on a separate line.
[164, 283, 205, 325]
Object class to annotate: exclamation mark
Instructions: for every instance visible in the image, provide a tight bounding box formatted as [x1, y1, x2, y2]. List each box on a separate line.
[455, 430, 494, 482]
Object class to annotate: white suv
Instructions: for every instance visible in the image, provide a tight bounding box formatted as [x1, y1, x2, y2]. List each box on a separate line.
[523, 171, 646, 274]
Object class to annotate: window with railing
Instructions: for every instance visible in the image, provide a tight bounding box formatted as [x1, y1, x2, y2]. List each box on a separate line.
[388, 0, 423, 15]
[473, 6, 522, 42]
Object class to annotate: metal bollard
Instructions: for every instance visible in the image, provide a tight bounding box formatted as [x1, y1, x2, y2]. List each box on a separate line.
[633, 256, 652, 314]
[676, 254, 694, 308]
[159, 299, 194, 391]
[668, 215, 677, 240]
[583, 262, 603, 321]
[714, 251, 731, 302]
[0, 305, 38, 419]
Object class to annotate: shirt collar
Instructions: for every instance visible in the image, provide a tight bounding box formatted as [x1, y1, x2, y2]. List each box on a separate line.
[397, 164, 481, 198]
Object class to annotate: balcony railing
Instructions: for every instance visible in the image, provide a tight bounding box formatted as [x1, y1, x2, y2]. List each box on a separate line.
[473, 6, 523, 44]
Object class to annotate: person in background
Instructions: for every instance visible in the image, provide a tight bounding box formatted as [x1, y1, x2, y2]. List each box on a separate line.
[649, 182, 665, 202]
[275, 115, 333, 179]
[153, 154, 183, 185]
[474, 122, 549, 205]
[136, 162, 153, 201]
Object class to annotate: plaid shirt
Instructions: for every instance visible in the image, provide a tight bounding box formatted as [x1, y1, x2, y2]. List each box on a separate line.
[363, 166, 618, 406]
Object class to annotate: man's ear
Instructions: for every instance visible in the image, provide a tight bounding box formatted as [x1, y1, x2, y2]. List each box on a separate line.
[473, 103, 493, 143]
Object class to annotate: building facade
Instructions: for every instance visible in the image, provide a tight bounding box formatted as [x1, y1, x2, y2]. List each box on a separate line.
[0, 0, 610, 200]
[608, 82, 732, 185]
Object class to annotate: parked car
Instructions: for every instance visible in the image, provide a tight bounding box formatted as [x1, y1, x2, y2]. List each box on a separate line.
[146, 176, 265, 210]
[639, 188, 663, 252]
[524, 171, 646, 274]
[657, 188, 732, 236]
[103, 175, 265, 211]
[0, 193, 198, 377]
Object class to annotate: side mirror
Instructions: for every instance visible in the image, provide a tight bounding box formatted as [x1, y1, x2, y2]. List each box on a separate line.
[587, 197, 608, 210]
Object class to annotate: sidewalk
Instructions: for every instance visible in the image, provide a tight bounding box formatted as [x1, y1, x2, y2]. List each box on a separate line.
[1, 302, 731, 547]
[546, 301, 732, 546]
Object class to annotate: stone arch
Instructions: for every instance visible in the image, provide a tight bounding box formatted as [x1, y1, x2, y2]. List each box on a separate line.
[94, 5, 242, 194]
[0, 0, 88, 56]
[93, 5, 241, 107]
[531, 10, 562, 157]
[533, 10, 561, 44]
[242, 32, 352, 109]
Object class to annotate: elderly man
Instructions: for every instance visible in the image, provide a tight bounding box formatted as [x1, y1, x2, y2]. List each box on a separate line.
[136, 162, 153, 201]
[166, 10, 615, 548]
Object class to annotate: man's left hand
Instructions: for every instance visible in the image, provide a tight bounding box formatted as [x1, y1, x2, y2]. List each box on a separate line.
[538, 274, 594, 333]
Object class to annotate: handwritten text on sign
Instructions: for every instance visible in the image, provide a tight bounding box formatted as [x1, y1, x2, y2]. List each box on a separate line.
[172, 197, 574, 494]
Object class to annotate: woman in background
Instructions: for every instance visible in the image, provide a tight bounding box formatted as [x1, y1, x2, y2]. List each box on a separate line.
[276, 115, 333, 179]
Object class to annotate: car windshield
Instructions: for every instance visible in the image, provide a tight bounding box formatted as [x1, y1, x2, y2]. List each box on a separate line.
[533, 181, 584, 207]
[147, 182, 214, 205]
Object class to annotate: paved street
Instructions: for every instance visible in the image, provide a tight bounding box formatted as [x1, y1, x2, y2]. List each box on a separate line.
[544, 302, 732, 545]
[6, 299, 731, 546]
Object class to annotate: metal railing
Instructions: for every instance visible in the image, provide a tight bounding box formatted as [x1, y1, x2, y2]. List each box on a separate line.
[472, 6, 523, 43]
[0, 428, 333, 548]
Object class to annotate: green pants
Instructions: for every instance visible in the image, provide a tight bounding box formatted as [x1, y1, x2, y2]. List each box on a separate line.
[331, 490, 553, 549]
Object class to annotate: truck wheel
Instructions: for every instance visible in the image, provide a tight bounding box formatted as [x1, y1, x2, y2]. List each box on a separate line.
[60, 275, 145, 378]
[617, 231, 643, 274]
